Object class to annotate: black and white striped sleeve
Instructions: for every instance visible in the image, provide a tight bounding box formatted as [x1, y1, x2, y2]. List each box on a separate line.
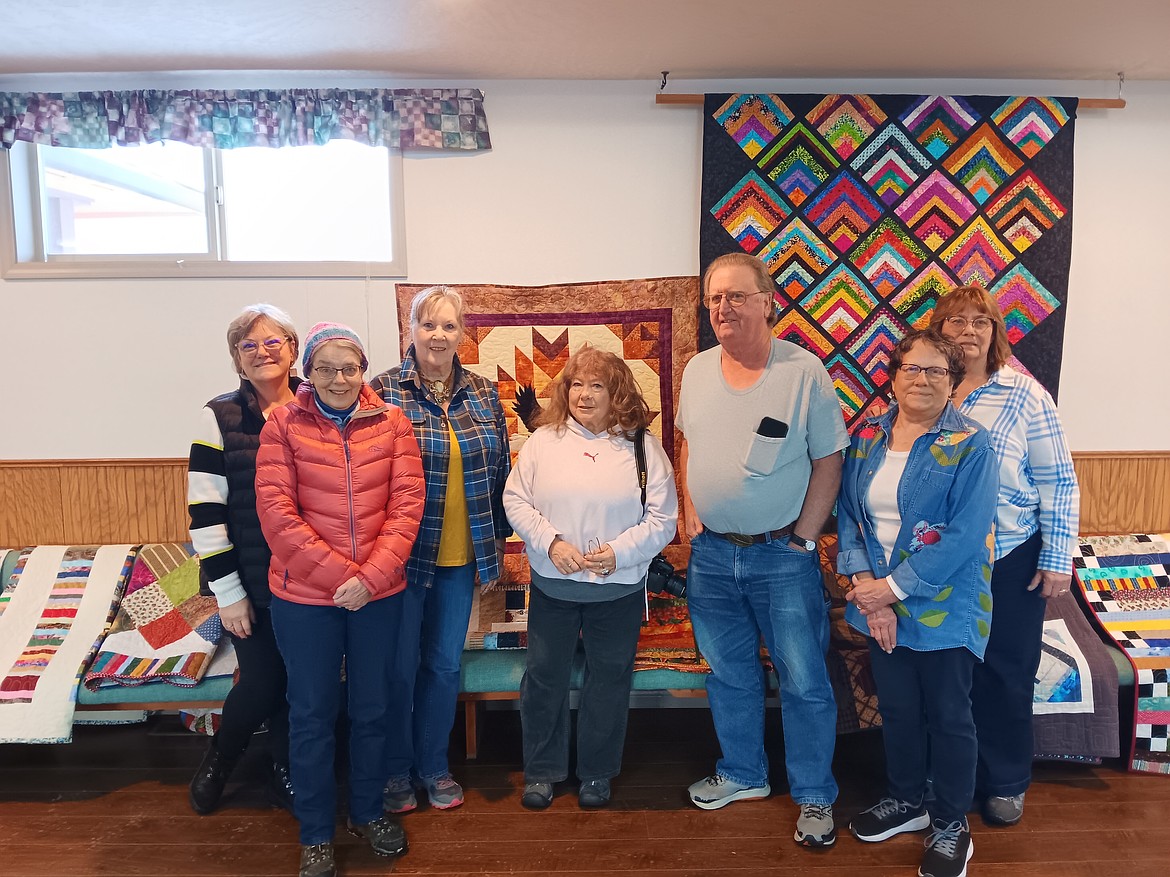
[188, 406, 247, 607]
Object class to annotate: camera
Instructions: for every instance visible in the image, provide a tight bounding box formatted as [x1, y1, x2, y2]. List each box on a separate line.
[646, 553, 687, 598]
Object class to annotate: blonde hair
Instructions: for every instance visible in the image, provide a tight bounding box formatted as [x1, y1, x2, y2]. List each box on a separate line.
[226, 304, 299, 376]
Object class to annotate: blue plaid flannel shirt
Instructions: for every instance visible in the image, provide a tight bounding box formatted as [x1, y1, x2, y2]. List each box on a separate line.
[369, 348, 512, 589]
[960, 365, 1080, 573]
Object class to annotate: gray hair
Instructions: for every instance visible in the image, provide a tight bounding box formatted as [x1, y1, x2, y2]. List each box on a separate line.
[408, 285, 466, 334]
[226, 304, 299, 375]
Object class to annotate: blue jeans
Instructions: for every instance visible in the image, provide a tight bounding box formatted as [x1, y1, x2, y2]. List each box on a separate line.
[868, 642, 977, 824]
[386, 562, 476, 782]
[972, 532, 1045, 798]
[686, 529, 838, 805]
[270, 593, 401, 845]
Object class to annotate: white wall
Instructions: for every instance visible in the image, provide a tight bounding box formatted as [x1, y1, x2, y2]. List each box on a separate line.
[0, 78, 1166, 458]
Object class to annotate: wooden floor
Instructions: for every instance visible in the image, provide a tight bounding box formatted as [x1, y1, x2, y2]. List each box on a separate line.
[2, 706, 1168, 876]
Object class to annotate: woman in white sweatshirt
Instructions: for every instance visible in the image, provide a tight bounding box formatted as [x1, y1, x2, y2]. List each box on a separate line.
[503, 345, 678, 811]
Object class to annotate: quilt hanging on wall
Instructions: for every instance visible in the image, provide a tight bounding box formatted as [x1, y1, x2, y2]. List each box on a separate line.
[395, 278, 699, 659]
[700, 93, 1077, 425]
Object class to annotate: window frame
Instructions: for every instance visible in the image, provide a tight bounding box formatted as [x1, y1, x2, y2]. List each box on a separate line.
[0, 142, 407, 280]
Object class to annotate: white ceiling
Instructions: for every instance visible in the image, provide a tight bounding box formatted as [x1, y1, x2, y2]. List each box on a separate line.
[1, 0, 1166, 83]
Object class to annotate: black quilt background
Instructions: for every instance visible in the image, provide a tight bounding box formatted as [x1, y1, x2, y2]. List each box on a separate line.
[699, 93, 1077, 421]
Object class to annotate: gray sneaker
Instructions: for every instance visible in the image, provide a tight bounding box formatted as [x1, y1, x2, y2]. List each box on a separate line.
[423, 774, 465, 810]
[794, 802, 837, 848]
[298, 842, 336, 877]
[383, 776, 417, 814]
[687, 774, 771, 810]
[983, 793, 1024, 825]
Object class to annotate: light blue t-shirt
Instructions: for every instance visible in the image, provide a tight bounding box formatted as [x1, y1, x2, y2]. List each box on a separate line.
[677, 339, 848, 534]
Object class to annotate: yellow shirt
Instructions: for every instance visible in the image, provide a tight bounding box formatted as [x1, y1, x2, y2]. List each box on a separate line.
[436, 421, 474, 567]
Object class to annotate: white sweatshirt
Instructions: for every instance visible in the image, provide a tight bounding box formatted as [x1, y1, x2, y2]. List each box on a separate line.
[503, 418, 678, 587]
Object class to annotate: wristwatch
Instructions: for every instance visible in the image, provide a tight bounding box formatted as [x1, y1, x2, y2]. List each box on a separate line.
[789, 533, 817, 552]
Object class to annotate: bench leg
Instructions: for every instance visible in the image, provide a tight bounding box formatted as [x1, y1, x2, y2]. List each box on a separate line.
[464, 698, 479, 761]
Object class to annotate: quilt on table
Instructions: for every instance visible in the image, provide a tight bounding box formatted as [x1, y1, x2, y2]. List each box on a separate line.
[83, 543, 224, 690]
[701, 93, 1076, 426]
[1031, 587, 1120, 762]
[0, 545, 136, 743]
[1075, 533, 1170, 774]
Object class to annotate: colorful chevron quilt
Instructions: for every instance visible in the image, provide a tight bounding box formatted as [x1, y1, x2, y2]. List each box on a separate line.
[82, 543, 224, 690]
[701, 93, 1076, 423]
[0, 545, 136, 743]
[1075, 534, 1170, 774]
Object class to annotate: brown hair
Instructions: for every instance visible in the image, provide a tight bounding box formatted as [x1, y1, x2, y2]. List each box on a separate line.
[537, 345, 651, 437]
[702, 252, 781, 328]
[888, 328, 967, 392]
[928, 285, 1012, 374]
[226, 304, 299, 376]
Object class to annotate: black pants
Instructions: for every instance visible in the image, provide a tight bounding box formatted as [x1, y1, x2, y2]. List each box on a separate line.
[520, 586, 644, 784]
[972, 532, 1046, 798]
[215, 605, 290, 768]
[868, 642, 977, 825]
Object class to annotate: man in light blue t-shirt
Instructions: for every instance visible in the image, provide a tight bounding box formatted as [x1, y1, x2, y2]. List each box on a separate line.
[678, 252, 848, 848]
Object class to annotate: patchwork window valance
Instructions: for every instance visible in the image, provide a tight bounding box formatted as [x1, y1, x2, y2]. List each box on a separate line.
[0, 88, 491, 151]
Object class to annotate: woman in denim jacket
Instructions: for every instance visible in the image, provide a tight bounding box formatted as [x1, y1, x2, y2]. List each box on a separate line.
[837, 329, 998, 877]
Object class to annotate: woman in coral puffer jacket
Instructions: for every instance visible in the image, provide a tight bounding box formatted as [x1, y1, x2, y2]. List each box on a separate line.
[256, 322, 424, 877]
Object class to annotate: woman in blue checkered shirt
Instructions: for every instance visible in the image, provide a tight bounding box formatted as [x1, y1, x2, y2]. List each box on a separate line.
[930, 285, 1080, 828]
[369, 286, 512, 813]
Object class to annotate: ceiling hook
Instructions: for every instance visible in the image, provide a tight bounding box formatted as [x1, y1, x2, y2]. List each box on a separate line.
[659, 71, 670, 92]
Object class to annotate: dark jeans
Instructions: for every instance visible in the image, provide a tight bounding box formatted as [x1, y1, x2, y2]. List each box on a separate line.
[215, 605, 290, 768]
[520, 586, 644, 783]
[972, 532, 1045, 798]
[386, 562, 477, 783]
[868, 642, 978, 824]
[270, 593, 401, 845]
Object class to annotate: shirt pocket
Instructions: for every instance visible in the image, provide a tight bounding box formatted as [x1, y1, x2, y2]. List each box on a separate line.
[744, 433, 786, 476]
[906, 467, 955, 521]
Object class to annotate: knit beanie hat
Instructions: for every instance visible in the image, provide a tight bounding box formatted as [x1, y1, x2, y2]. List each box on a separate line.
[302, 322, 368, 372]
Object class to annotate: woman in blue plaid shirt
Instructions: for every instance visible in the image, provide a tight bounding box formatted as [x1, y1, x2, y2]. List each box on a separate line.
[930, 285, 1080, 828]
[369, 286, 512, 813]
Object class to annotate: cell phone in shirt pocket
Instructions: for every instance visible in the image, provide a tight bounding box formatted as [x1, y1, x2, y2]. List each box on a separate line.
[745, 416, 789, 475]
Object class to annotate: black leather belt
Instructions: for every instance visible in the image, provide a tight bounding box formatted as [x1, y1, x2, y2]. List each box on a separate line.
[708, 524, 794, 547]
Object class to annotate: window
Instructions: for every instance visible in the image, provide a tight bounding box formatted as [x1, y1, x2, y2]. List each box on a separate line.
[1, 140, 406, 278]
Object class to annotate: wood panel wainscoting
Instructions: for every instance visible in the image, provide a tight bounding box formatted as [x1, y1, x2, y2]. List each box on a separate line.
[0, 452, 1168, 547]
[0, 458, 188, 547]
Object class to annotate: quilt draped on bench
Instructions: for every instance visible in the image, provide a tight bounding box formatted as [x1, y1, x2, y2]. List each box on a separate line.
[0, 545, 135, 743]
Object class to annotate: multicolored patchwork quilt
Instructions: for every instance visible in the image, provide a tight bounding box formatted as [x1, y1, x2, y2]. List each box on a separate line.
[83, 543, 224, 689]
[0, 545, 136, 743]
[1075, 534, 1170, 774]
[701, 93, 1076, 423]
[395, 276, 699, 593]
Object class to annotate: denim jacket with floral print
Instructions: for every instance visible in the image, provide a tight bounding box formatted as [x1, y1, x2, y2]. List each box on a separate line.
[838, 402, 998, 658]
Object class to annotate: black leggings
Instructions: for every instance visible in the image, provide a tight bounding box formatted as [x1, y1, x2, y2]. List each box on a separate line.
[215, 605, 290, 767]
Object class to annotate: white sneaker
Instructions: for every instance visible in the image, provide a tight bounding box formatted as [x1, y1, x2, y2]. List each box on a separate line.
[687, 774, 771, 810]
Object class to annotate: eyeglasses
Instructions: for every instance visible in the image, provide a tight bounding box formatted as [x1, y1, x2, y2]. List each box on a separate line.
[897, 363, 951, 380]
[704, 291, 768, 309]
[313, 365, 362, 380]
[238, 336, 288, 355]
[943, 315, 993, 332]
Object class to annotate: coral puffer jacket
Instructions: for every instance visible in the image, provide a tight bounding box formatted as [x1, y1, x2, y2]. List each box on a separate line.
[256, 382, 425, 606]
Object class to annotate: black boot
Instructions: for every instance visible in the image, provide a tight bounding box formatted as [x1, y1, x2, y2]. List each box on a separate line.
[189, 741, 238, 815]
[269, 762, 295, 813]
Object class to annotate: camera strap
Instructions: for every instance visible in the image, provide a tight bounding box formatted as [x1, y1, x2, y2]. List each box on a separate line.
[634, 427, 648, 512]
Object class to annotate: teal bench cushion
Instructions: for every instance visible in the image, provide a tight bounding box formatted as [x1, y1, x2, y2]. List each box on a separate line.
[459, 649, 708, 694]
[76, 675, 234, 706]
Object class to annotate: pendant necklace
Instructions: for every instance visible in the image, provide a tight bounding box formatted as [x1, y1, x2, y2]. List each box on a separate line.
[421, 370, 453, 405]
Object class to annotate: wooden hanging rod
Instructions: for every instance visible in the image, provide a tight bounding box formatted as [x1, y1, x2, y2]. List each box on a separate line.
[655, 93, 1125, 109]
